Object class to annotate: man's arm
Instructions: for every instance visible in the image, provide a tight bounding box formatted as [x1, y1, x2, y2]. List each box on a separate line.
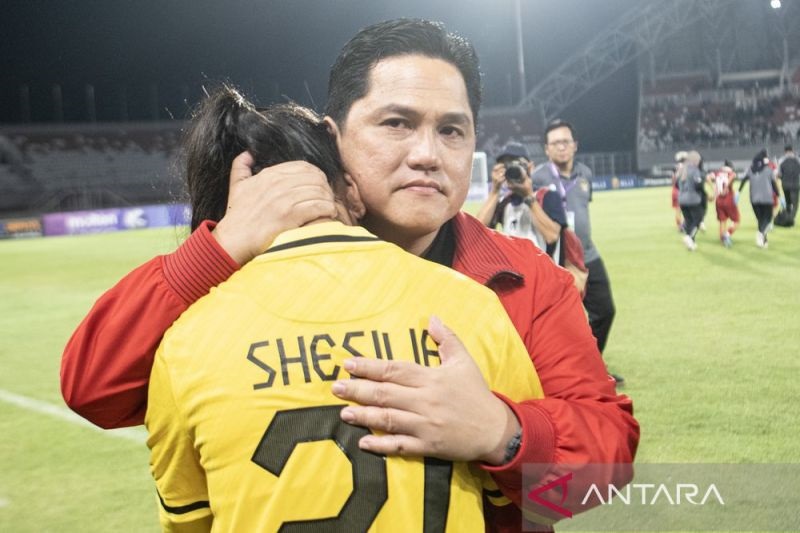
[482, 268, 637, 515]
[60, 222, 236, 428]
[60, 154, 337, 428]
[529, 189, 566, 245]
[475, 163, 507, 227]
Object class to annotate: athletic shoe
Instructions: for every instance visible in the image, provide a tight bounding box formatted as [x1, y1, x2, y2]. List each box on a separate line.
[683, 234, 697, 251]
[722, 234, 732, 248]
[756, 232, 766, 248]
[699, 222, 707, 232]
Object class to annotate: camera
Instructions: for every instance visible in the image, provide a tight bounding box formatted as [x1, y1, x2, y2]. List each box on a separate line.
[504, 161, 527, 183]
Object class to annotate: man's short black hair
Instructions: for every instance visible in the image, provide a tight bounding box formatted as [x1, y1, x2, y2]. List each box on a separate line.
[544, 119, 577, 144]
[325, 18, 482, 131]
[785, 144, 794, 152]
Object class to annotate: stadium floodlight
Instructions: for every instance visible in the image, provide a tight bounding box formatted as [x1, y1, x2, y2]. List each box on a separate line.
[771, 0, 782, 9]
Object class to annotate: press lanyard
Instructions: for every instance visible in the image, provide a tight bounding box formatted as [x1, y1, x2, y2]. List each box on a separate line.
[548, 162, 578, 209]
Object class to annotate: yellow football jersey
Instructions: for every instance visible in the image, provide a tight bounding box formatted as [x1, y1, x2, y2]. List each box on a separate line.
[146, 221, 544, 532]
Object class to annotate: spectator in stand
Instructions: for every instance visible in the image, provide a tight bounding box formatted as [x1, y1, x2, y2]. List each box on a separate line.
[676, 150, 705, 251]
[777, 144, 800, 225]
[739, 149, 783, 248]
[708, 160, 739, 247]
[672, 151, 687, 231]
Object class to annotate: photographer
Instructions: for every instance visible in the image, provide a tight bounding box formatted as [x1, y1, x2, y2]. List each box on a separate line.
[476, 142, 566, 262]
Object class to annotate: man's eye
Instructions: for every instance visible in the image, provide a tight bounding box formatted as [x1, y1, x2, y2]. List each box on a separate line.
[381, 118, 409, 129]
[441, 126, 465, 138]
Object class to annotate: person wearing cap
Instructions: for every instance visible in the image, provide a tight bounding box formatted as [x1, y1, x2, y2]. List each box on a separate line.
[476, 141, 568, 266]
[672, 151, 687, 231]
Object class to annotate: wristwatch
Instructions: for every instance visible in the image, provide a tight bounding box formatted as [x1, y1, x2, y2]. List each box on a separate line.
[522, 195, 534, 207]
[502, 430, 523, 464]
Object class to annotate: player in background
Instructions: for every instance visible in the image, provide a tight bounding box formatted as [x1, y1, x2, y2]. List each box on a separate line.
[776, 144, 800, 225]
[672, 151, 687, 231]
[676, 150, 705, 251]
[739, 149, 784, 248]
[146, 86, 544, 531]
[708, 160, 739, 247]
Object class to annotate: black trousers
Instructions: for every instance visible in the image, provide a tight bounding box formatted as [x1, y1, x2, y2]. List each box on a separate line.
[782, 186, 799, 222]
[752, 203, 773, 234]
[680, 204, 704, 238]
[584, 257, 615, 354]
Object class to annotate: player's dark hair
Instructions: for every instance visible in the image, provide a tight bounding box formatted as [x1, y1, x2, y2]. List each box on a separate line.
[325, 18, 482, 131]
[544, 119, 577, 144]
[751, 148, 768, 174]
[183, 86, 343, 231]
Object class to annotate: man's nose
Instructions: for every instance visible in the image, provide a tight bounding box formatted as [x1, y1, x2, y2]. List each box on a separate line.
[407, 129, 441, 171]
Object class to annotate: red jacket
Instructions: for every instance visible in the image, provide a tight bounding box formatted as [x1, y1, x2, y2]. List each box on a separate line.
[61, 212, 638, 531]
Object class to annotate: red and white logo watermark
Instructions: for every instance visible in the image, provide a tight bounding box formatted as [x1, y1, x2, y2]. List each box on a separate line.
[522, 463, 799, 531]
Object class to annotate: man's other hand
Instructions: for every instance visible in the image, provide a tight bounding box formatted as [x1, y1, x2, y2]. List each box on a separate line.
[212, 151, 337, 265]
[332, 316, 520, 464]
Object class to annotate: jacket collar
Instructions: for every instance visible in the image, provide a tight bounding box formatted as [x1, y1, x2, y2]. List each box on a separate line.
[451, 212, 524, 286]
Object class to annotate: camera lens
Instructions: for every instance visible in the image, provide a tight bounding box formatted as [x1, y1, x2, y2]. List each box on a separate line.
[505, 164, 524, 183]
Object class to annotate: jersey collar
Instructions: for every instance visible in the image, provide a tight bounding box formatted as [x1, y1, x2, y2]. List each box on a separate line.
[263, 222, 380, 255]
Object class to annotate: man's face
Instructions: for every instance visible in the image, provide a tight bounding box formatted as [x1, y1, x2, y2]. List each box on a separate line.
[544, 126, 577, 167]
[330, 54, 476, 254]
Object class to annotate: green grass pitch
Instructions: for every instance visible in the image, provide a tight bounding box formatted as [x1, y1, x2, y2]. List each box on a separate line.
[1, 186, 798, 531]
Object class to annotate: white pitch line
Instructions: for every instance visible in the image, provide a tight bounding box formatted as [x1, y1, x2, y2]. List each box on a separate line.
[0, 388, 147, 444]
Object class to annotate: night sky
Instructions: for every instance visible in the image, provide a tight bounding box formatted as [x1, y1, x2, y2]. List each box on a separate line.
[1, 0, 640, 150]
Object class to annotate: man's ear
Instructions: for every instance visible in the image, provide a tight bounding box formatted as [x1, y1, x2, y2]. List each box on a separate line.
[323, 116, 340, 141]
[341, 172, 366, 220]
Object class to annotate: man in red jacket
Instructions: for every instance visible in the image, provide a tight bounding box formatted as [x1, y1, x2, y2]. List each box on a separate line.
[61, 18, 638, 531]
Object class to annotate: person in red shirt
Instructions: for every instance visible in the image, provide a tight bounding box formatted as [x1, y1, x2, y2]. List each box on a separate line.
[672, 151, 687, 231]
[61, 19, 638, 531]
[708, 160, 740, 247]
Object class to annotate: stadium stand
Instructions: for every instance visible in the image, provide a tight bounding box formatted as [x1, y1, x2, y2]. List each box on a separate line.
[638, 65, 800, 173]
[0, 122, 183, 216]
[639, 72, 800, 153]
